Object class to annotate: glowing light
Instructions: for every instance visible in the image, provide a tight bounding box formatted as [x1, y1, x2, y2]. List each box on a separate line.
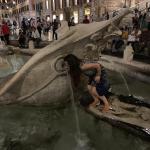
[60, 0, 62, 9]
[46, 0, 49, 9]
[53, 0, 55, 10]
[66, 0, 69, 7]
[13, 1, 16, 5]
[73, 11, 78, 23]
[60, 13, 63, 21]
[75, 0, 77, 5]
[53, 14, 56, 20]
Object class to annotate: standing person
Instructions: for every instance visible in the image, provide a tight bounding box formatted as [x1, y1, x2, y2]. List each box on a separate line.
[123, 43, 134, 63]
[68, 19, 72, 30]
[146, 9, 150, 30]
[56, 16, 61, 27]
[0, 24, 4, 43]
[2, 21, 10, 45]
[18, 29, 26, 48]
[141, 13, 148, 29]
[21, 18, 27, 33]
[64, 54, 110, 112]
[106, 12, 109, 20]
[13, 20, 17, 34]
[83, 15, 90, 24]
[52, 19, 58, 40]
[37, 21, 42, 38]
[31, 27, 41, 48]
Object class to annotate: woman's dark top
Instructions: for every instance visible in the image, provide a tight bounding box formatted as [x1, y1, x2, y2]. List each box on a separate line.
[82, 65, 109, 96]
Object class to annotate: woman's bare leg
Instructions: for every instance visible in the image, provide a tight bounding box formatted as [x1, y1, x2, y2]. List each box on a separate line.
[99, 95, 109, 112]
[90, 86, 109, 112]
[87, 85, 99, 107]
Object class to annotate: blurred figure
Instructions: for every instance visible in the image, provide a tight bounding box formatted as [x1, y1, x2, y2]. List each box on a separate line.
[56, 16, 61, 27]
[2, 21, 10, 45]
[52, 19, 58, 40]
[106, 12, 109, 20]
[83, 15, 90, 24]
[0, 23, 4, 43]
[18, 29, 26, 48]
[31, 27, 41, 48]
[123, 43, 134, 63]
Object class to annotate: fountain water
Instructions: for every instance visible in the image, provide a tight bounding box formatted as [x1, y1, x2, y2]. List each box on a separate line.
[66, 70, 95, 150]
[66, 70, 81, 138]
[9, 54, 24, 72]
[118, 70, 131, 96]
[101, 57, 132, 96]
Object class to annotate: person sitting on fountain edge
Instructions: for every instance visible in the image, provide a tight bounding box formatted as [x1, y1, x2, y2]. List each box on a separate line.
[64, 54, 110, 112]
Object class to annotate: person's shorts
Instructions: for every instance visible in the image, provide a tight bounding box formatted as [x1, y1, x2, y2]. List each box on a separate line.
[96, 82, 108, 96]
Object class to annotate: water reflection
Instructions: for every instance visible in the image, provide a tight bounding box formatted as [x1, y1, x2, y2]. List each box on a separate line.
[0, 63, 150, 149]
[0, 105, 149, 150]
[0, 54, 29, 78]
[108, 70, 150, 100]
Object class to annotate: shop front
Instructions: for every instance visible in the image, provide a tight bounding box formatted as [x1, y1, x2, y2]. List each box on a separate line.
[84, 7, 91, 19]
[73, 10, 79, 23]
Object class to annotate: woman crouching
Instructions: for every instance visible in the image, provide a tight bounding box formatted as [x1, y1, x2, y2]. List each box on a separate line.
[64, 54, 110, 112]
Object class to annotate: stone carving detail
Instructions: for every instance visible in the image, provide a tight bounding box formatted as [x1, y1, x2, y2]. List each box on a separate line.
[84, 32, 105, 61]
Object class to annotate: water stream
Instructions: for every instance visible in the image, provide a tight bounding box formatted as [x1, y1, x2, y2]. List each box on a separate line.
[101, 57, 132, 96]
[67, 71, 95, 150]
[0, 54, 30, 78]
[66, 71, 81, 138]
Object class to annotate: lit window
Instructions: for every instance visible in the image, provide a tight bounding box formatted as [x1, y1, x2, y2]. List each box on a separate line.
[73, 11, 78, 23]
[46, 0, 49, 9]
[60, 0, 62, 8]
[60, 13, 63, 20]
[53, 0, 55, 10]
[87, 0, 90, 3]
[47, 16, 50, 21]
[53, 14, 56, 20]
[74, 0, 77, 5]
[66, 0, 69, 7]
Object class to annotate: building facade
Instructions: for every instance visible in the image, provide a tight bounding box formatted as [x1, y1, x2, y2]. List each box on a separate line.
[7, 0, 98, 23]
[0, 0, 145, 23]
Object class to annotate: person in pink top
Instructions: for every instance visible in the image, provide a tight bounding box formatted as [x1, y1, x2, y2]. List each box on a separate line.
[2, 21, 10, 45]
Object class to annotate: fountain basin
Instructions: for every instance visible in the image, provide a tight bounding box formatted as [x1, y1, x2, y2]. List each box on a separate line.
[86, 94, 150, 140]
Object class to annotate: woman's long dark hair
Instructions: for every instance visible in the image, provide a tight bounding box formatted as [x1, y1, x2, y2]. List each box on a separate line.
[64, 54, 82, 87]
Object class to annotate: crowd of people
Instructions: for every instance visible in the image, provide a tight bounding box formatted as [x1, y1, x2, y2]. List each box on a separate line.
[104, 6, 150, 64]
[18, 16, 61, 48]
[0, 16, 62, 49]
[122, 6, 150, 56]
